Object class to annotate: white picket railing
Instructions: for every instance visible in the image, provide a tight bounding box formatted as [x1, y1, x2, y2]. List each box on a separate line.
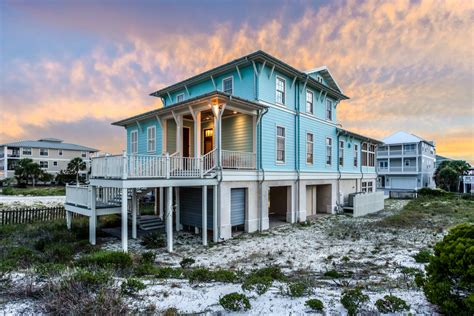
[170, 155, 201, 178]
[202, 148, 217, 175]
[65, 185, 90, 208]
[222, 150, 256, 169]
[91, 155, 124, 178]
[129, 154, 167, 178]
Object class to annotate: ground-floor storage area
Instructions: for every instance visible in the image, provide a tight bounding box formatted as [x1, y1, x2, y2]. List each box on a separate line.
[305, 184, 332, 217]
[390, 177, 417, 190]
[268, 186, 291, 222]
[230, 188, 246, 232]
[179, 187, 214, 231]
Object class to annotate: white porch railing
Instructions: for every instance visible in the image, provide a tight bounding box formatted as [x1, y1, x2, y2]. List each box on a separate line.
[65, 185, 90, 208]
[222, 150, 256, 169]
[202, 148, 217, 175]
[91, 154, 124, 178]
[129, 154, 167, 178]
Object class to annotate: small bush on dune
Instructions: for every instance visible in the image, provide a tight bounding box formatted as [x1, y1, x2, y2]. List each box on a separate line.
[35, 263, 66, 277]
[219, 292, 251, 311]
[242, 274, 273, 295]
[141, 232, 166, 249]
[187, 268, 237, 283]
[252, 266, 285, 281]
[375, 295, 410, 313]
[413, 249, 432, 263]
[72, 270, 112, 290]
[417, 188, 452, 197]
[341, 287, 369, 316]
[77, 250, 133, 271]
[141, 251, 156, 265]
[324, 269, 343, 278]
[44, 243, 75, 263]
[179, 257, 195, 269]
[287, 282, 312, 297]
[153, 267, 184, 279]
[305, 298, 324, 312]
[121, 278, 146, 295]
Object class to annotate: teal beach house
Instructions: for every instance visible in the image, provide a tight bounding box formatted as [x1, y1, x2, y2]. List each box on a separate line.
[65, 50, 381, 252]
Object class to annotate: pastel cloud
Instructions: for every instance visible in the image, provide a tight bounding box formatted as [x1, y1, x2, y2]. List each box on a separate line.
[1, 0, 473, 163]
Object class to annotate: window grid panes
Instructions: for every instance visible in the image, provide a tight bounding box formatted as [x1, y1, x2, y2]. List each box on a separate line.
[276, 126, 285, 163]
[276, 77, 285, 105]
[306, 133, 314, 164]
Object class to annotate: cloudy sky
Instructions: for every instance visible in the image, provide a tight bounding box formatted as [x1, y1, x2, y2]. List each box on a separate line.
[1, 0, 473, 163]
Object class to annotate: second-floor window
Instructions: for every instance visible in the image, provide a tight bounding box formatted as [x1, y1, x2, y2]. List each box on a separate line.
[306, 133, 314, 164]
[131, 130, 138, 154]
[39, 161, 48, 169]
[222, 77, 233, 95]
[326, 99, 333, 120]
[379, 161, 388, 169]
[22, 147, 32, 156]
[40, 148, 48, 156]
[53, 161, 58, 166]
[58, 150, 63, 156]
[176, 93, 185, 102]
[362, 143, 376, 167]
[276, 76, 286, 105]
[147, 126, 156, 153]
[339, 141, 344, 166]
[276, 126, 285, 163]
[326, 137, 332, 165]
[354, 144, 358, 167]
[306, 90, 313, 114]
[81, 152, 87, 158]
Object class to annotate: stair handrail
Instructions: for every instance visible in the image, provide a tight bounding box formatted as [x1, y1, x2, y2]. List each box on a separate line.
[202, 147, 217, 176]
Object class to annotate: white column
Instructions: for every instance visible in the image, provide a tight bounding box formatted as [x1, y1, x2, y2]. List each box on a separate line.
[159, 187, 164, 219]
[194, 111, 201, 157]
[66, 211, 72, 230]
[213, 185, 218, 242]
[89, 186, 97, 245]
[166, 186, 173, 252]
[175, 187, 181, 231]
[202, 185, 208, 246]
[162, 120, 168, 153]
[154, 188, 158, 215]
[3, 146, 7, 178]
[131, 189, 137, 239]
[121, 188, 128, 252]
[176, 115, 183, 155]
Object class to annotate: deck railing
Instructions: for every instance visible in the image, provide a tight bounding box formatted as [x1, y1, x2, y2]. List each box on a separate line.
[202, 148, 217, 175]
[129, 154, 167, 178]
[91, 154, 124, 178]
[222, 150, 256, 169]
[65, 185, 91, 208]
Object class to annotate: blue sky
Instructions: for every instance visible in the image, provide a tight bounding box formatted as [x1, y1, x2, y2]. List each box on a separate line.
[0, 0, 473, 162]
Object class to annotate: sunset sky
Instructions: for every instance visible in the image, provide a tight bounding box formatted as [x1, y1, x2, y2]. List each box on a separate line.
[1, 0, 473, 163]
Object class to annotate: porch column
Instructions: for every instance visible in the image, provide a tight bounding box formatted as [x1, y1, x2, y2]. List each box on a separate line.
[3, 146, 7, 178]
[121, 188, 128, 252]
[176, 115, 183, 155]
[89, 186, 97, 245]
[166, 186, 173, 252]
[175, 187, 181, 231]
[154, 188, 158, 215]
[66, 211, 72, 230]
[159, 187, 164, 220]
[202, 185, 208, 246]
[194, 111, 201, 157]
[131, 189, 137, 239]
[213, 185, 218, 242]
[162, 119, 168, 153]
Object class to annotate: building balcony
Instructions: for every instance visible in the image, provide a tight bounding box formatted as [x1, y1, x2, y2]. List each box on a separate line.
[378, 166, 418, 173]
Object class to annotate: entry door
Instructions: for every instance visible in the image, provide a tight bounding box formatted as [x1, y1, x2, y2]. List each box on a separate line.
[231, 188, 246, 227]
[203, 128, 213, 154]
[183, 127, 190, 157]
[306, 186, 317, 216]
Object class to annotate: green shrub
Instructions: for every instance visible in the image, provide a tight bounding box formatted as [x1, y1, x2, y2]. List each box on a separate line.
[121, 278, 146, 295]
[180, 257, 195, 269]
[141, 251, 156, 265]
[305, 298, 324, 312]
[187, 268, 236, 283]
[341, 287, 369, 316]
[35, 263, 66, 277]
[242, 275, 273, 295]
[44, 243, 75, 263]
[71, 270, 112, 289]
[219, 292, 251, 311]
[417, 188, 451, 197]
[4, 246, 39, 268]
[287, 282, 312, 297]
[324, 269, 343, 278]
[423, 223, 474, 315]
[77, 250, 133, 270]
[375, 295, 410, 313]
[413, 249, 432, 263]
[153, 267, 184, 279]
[252, 266, 286, 281]
[141, 232, 166, 249]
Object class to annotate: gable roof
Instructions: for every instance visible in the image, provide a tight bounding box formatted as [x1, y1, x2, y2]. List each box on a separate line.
[305, 66, 343, 93]
[337, 128, 382, 144]
[150, 50, 349, 101]
[383, 131, 434, 146]
[1, 139, 98, 152]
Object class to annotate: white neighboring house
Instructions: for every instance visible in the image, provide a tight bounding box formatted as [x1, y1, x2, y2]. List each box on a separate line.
[463, 168, 474, 194]
[0, 138, 98, 180]
[376, 131, 436, 192]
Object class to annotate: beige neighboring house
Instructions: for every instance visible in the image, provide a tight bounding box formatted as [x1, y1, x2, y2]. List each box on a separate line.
[0, 138, 98, 180]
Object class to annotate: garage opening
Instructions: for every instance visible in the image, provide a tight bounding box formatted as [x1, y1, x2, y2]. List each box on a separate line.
[306, 184, 331, 218]
[179, 187, 213, 234]
[230, 188, 246, 235]
[268, 186, 290, 226]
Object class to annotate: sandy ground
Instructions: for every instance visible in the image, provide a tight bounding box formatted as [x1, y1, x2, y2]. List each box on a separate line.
[0, 195, 65, 209]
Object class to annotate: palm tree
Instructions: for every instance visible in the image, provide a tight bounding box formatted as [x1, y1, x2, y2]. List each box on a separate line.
[67, 157, 87, 186]
[14, 158, 42, 187]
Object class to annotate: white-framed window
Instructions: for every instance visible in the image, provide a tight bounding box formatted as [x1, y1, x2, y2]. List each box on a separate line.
[222, 76, 233, 95]
[339, 140, 344, 166]
[130, 130, 138, 154]
[81, 151, 87, 158]
[176, 93, 185, 103]
[306, 133, 314, 164]
[361, 181, 373, 193]
[276, 126, 285, 163]
[58, 149, 63, 156]
[404, 159, 411, 166]
[53, 161, 58, 166]
[147, 126, 156, 153]
[326, 99, 333, 120]
[362, 143, 375, 167]
[40, 148, 48, 156]
[326, 137, 332, 166]
[379, 161, 388, 168]
[39, 161, 48, 169]
[316, 75, 323, 84]
[276, 76, 286, 105]
[22, 147, 32, 156]
[306, 90, 313, 114]
[354, 144, 358, 167]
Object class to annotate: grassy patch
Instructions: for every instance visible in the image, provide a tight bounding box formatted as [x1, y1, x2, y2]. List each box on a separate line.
[219, 292, 251, 312]
[306, 298, 324, 312]
[1, 186, 65, 196]
[286, 281, 312, 297]
[140, 232, 166, 249]
[77, 250, 133, 271]
[187, 268, 237, 283]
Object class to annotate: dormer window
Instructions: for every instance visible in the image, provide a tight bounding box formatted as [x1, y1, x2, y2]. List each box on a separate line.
[176, 93, 185, 103]
[222, 77, 233, 95]
[316, 75, 323, 84]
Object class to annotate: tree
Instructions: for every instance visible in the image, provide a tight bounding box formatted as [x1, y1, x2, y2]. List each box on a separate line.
[14, 158, 42, 187]
[67, 157, 87, 185]
[434, 160, 471, 192]
[423, 223, 474, 315]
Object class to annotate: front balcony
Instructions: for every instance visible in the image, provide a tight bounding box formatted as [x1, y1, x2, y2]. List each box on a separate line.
[377, 166, 418, 173]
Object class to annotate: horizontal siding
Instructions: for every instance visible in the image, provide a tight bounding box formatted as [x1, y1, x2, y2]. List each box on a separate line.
[179, 187, 213, 229]
[126, 119, 162, 155]
[222, 115, 253, 152]
[166, 119, 176, 153]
